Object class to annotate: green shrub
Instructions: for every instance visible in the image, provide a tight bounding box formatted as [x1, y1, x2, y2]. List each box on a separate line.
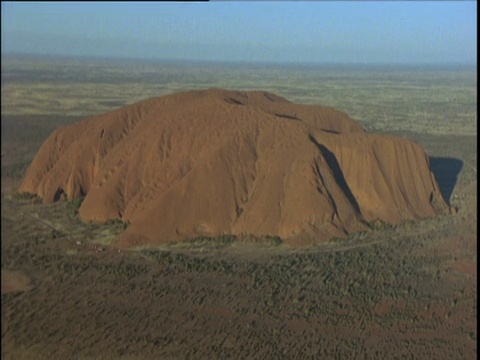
[186, 234, 237, 246]
[105, 218, 129, 231]
[264, 235, 283, 246]
[369, 219, 395, 231]
[13, 191, 36, 200]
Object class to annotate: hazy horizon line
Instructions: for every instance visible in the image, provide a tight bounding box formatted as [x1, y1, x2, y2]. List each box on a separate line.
[2, 51, 477, 70]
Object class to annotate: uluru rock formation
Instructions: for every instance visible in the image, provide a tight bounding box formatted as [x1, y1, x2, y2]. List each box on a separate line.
[18, 88, 449, 246]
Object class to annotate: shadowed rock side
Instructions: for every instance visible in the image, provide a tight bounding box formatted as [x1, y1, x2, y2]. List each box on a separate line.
[18, 88, 450, 246]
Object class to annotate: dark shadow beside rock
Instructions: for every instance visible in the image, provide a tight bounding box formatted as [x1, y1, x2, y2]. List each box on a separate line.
[429, 157, 463, 205]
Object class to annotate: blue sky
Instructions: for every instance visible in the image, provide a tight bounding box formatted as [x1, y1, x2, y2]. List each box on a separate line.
[1, 1, 477, 64]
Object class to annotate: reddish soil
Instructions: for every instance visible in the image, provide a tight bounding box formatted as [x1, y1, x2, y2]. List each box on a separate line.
[1, 270, 32, 294]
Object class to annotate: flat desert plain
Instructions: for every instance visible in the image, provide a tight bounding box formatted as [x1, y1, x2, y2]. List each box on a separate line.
[1, 56, 477, 359]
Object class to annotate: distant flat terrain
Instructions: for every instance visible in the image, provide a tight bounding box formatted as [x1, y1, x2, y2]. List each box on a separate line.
[1, 55, 476, 135]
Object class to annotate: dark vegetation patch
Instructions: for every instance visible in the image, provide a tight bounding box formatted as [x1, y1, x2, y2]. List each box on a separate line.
[98, 100, 126, 108]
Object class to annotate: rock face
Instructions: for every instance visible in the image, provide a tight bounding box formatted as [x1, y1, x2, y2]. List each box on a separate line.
[18, 88, 449, 246]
